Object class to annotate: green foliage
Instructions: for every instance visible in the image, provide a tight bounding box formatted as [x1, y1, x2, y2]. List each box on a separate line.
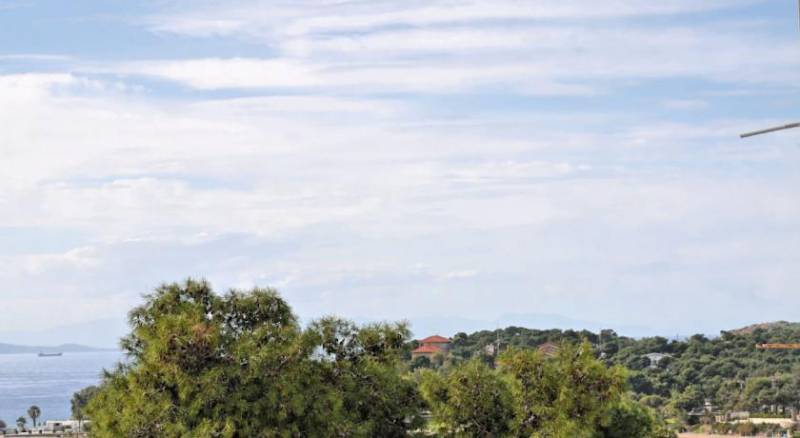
[498, 343, 626, 438]
[306, 317, 425, 437]
[445, 322, 800, 425]
[71, 385, 99, 421]
[418, 342, 630, 438]
[596, 398, 676, 438]
[16, 416, 25, 430]
[83, 279, 800, 436]
[411, 355, 432, 370]
[87, 279, 423, 437]
[419, 360, 514, 437]
[447, 327, 599, 361]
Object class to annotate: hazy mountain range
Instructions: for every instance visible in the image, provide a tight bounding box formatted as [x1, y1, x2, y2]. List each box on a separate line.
[0, 317, 128, 349]
[0, 342, 114, 355]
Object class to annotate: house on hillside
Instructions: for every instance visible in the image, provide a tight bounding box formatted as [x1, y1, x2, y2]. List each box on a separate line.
[411, 335, 451, 360]
[643, 352, 672, 369]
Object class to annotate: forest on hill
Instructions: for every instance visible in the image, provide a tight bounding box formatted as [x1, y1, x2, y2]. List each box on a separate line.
[417, 322, 800, 433]
[72, 280, 800, 437]
[76, 280, 675, 437]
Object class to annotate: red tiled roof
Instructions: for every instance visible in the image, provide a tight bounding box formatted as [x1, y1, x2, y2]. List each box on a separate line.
[412, 345, 442, 354]
[419, 335, 450, 344]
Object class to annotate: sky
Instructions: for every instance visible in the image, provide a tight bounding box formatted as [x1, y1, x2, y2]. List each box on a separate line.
[1, 0, 800, 342]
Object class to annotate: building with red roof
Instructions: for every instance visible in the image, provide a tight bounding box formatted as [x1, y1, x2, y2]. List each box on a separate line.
[411, 334, 452, 360]
[418, 335, 450, 344]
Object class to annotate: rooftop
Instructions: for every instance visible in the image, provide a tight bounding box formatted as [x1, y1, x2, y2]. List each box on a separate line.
[419, 335, 450, 344]
[412, 344, 443, 354]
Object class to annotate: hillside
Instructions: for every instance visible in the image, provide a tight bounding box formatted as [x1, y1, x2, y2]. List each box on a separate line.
[727, 321, 797, 336]
[419, 321, 800, 428]
[0, 342, 114, 355]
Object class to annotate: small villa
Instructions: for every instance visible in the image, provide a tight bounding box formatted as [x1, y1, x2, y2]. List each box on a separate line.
[411, 335, 451, 360]
[643, 352, 672, 368]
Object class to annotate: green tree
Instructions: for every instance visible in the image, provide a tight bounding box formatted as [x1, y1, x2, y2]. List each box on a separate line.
[596, 398, 675, 438]
[672, 385, 703, 412]
[27, 405, 40, 428]
[0, 420, 6, 429]
[16, 416, 25, 431]
[411, 355, 432, 370]
[413, 321, 800, 429]
[420, 359, 514, 437]
[305, 317, 424, 437]
[86, 279, 421, 437]
[499, 342, 627, 437]
[71, 385, 99, 431]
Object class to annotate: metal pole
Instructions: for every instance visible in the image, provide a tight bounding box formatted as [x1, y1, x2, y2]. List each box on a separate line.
[738, 2, 800, 139]
[740, 122, 800, 138]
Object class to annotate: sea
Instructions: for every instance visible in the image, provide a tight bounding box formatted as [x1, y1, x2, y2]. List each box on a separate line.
[0, 351, 123, 426]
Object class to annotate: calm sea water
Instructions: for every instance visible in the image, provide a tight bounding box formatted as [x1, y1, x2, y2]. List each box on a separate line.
[0, 351, 123, 425]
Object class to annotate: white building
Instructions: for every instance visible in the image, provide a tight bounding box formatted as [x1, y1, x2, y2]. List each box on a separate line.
[43, 419, 90, 433]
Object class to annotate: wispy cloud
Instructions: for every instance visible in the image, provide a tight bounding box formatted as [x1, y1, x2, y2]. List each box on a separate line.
[117, 2, 799, 97]
[150, 1, 761, 38]
[0, 0, 799, 335]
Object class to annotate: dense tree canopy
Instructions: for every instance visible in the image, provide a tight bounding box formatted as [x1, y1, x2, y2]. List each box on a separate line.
[86, 279, 423, 437]
[417, 343, 656, 438]
[71, 385, 99, 430]
[596, 399, 675, 438]
[79, 279, 690, 437]
[420, 359, 514, 437]
[498, 343, 626, 437]
[439, 322, 800, 432]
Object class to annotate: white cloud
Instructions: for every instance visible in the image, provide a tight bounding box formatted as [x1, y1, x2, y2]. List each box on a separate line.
[447, 161, 587, 183]
[18, 246, 101, 274]
[151, 1, 760, 39]
[3, 0, 800, 335]
[124, 58, 321, 89]
[0, 73, 74, 100]
[444, 270, 478, 280]
[123, 10, 800, 95]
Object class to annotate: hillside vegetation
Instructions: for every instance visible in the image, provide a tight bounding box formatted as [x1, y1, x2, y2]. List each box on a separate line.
[439, 322, 800, 426]
[77, 279, 800, 436]
[82, 280, 674, 437]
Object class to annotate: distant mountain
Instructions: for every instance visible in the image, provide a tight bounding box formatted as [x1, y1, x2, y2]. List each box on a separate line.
[727, 320, 799, 335]
[0, 317, 128, 349]
[0, 342, 115, 355]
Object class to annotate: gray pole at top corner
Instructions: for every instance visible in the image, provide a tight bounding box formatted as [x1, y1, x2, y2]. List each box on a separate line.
[738, 1, 800, 139]
[740, 122, 800, 138]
